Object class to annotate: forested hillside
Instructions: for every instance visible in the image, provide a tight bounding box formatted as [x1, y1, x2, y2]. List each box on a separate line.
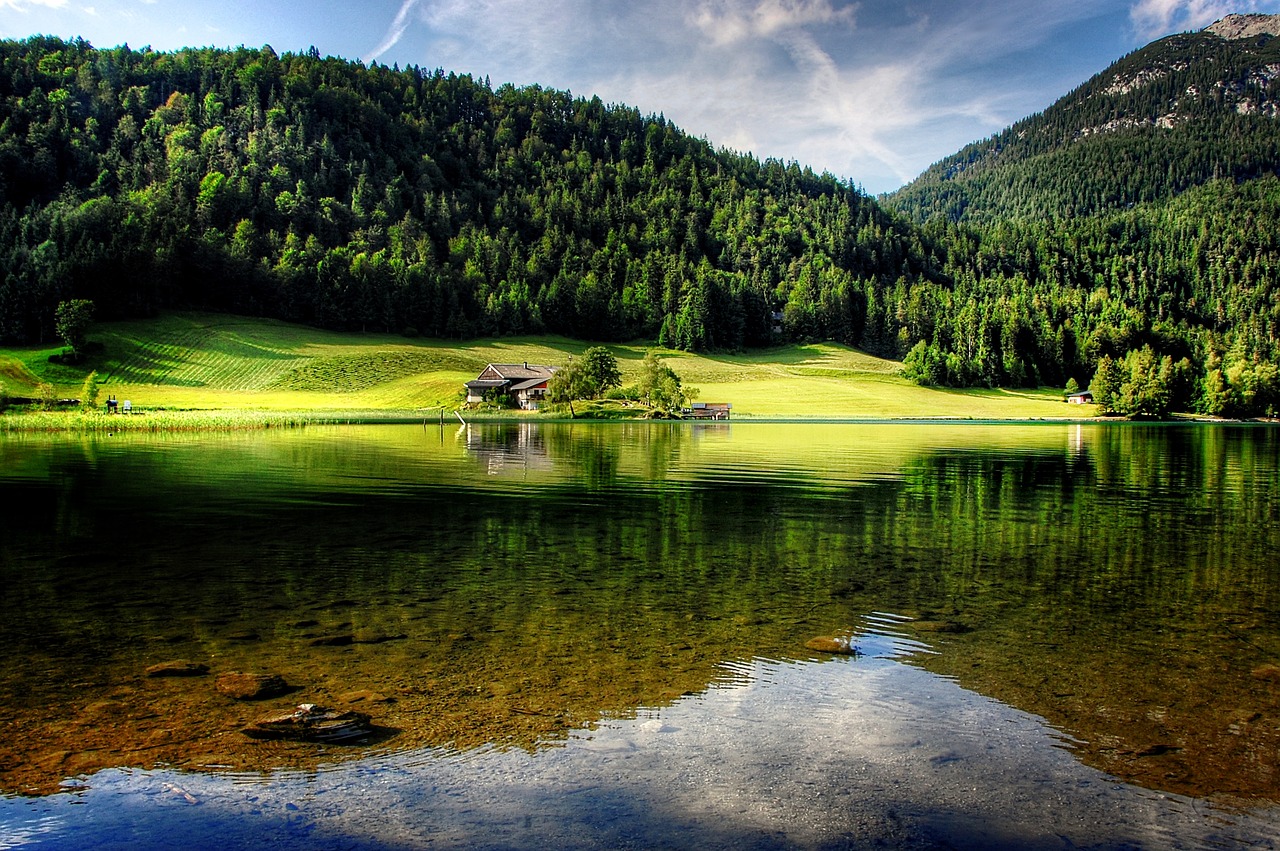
[1, 27, 1278, 417]
[908, 175, 1280, 415]
[0, 36, 934, 355]
[881, 15, 1280, 416]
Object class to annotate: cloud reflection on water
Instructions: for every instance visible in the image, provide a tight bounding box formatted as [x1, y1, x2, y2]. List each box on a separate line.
[4, 652, 1276, 849]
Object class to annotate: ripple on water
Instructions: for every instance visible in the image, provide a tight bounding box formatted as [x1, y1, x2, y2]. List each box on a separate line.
[860, 612, 939, 658]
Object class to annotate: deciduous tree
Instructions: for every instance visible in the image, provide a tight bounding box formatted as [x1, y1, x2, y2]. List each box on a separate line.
[636, 350, 688, 412]
[580, 346, 622, 399]
[54, 299, 95, 360]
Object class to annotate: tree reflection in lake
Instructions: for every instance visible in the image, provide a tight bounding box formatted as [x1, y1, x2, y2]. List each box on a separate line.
[0, 422, 1277, 815]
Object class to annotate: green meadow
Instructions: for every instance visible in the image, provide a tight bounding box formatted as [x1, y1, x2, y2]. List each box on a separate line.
[0, 312, 1088, 425]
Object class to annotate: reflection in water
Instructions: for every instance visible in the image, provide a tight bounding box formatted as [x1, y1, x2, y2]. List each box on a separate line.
[12, 652, 1280, 850]
[905, 425, 1280, 801]
[0, 423, 1278, 825]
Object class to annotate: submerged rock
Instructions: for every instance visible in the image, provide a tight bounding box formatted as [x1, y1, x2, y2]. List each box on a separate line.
[1252, 663, 1280, 683]
[145, 660, 209, 677]
[352, 631, 408, 645]
[309, 634, 355, 647]
[215, 672, 290, 700]
[805, 636, 860, 655]
[911, 620, 969, 634]
[242, 704, 373, 742]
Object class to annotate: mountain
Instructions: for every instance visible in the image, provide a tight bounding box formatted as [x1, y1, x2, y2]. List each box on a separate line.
[872, 15, 1280, 416]
[886, 14, 1280, 223]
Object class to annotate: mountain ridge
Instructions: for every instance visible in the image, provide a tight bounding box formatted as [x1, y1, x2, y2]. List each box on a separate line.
[1206, 12, 1280, 39]
[885, 14, 1280, 223]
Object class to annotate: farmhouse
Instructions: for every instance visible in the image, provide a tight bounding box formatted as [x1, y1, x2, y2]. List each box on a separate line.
[465, 363, 558, 410]
[1066, 391, 1094, 404]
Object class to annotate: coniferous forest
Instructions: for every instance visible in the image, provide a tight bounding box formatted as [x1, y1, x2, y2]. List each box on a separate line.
[1, 30, 1278, 416]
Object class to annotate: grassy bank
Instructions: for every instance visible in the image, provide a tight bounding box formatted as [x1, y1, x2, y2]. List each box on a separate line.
[1, 312, 1090, 426]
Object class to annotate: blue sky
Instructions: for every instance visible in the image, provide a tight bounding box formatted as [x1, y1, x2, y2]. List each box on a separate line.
[3, 0, 1280, 194]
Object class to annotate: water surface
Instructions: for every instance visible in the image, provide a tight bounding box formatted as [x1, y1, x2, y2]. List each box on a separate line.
[1, 422, 1278, 848]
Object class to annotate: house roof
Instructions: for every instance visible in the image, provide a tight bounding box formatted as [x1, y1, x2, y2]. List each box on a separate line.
[485, 363, 557, 380]
[465, 379, 508, 390]
[509, 377, 550, 392]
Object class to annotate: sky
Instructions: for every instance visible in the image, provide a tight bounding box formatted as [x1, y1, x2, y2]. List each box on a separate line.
[4, 0, 1280, 194]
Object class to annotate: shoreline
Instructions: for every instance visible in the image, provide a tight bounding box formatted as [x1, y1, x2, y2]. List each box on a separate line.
[0, 407, 1267, 432]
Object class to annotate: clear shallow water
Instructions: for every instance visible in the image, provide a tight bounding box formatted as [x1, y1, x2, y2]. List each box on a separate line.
[9, 651, 1280, 851]
[1, 422, 1279, 848]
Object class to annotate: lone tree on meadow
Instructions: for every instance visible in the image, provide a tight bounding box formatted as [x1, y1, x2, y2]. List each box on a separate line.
[580, 347, 622, 398]
[54, 299, 95, 362]
[636, 350, 692, 413]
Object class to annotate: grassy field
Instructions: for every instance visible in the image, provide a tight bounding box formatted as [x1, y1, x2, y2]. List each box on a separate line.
[0, 311, 1090, 422]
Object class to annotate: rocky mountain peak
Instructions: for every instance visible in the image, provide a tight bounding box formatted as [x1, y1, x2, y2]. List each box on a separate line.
[1206, 13, 1280, 40]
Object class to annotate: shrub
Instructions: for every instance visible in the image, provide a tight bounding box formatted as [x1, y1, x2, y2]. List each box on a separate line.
[36, 383, 57, 410]
[79, 371, 102, 411]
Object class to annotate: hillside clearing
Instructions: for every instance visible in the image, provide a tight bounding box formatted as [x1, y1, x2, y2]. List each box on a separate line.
[1, 312, 1087, 420]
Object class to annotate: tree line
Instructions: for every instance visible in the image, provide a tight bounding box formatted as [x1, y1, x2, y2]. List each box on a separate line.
[899, 176, 1280, 416]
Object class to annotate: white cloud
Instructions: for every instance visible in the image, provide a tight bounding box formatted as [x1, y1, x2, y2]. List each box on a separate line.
[691, 0, 857, 46]
[365, 0, 424, 62]
[0, 0, 70, 9]
[419, 0, 607, 78]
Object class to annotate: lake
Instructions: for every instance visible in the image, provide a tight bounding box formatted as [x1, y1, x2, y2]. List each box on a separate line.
[1, 421, 1279, 849]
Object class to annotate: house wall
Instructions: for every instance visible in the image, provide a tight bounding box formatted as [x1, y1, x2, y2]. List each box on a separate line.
[515, 384, 549, 410]
[466, 366, 556, 408]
